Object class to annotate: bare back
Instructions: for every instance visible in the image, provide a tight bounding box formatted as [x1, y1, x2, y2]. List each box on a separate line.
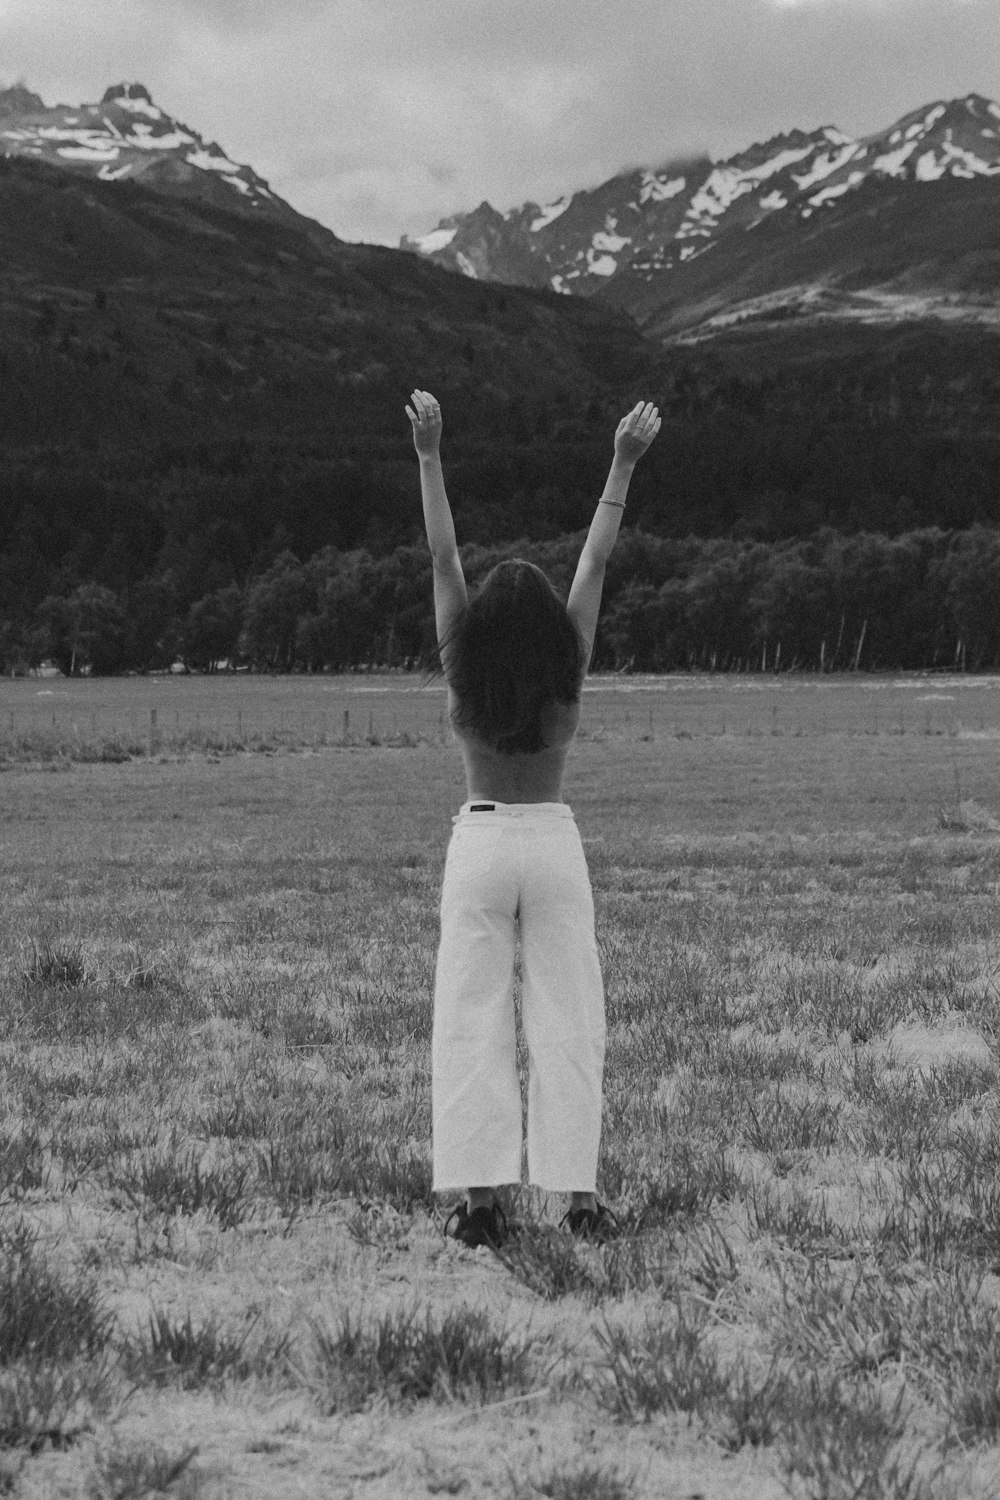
[449, 687, 581, 803]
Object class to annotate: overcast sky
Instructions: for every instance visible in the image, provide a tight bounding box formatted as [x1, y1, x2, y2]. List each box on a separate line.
[2, 0, 998, 244]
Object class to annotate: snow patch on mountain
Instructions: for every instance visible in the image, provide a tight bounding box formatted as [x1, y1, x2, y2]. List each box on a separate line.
[113, 93, 163, 121]
[918, 104, 946, 133]
[592, 226, 630, 253]
[0, 80, 287, 220]
[638, 172, 686, 204]
[940, 141, 1000, 175]
[530, 197, 569, 232]
[751, 144, 817, 179]
[187, 147, 243, 174]
[413, 225, 459, 253]
[687, 167, 746, 221]
[873, 140, 919, 175]
[807, 170, 866, 208]
[678, 142, 815, 234]
[57, 144, 118, 163]
[793, 142, 863, 191]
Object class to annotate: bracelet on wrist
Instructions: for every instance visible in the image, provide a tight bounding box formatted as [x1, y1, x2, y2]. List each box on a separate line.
[599, 499, 626, 509]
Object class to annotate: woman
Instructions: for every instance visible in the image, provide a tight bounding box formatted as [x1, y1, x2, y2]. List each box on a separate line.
[406, 388, 660, 1248]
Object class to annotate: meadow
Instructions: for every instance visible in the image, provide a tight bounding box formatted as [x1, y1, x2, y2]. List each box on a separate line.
[2, 672, 1000, 1498]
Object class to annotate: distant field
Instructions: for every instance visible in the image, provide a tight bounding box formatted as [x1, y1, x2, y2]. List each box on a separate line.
[4, 669, 1000, 760]
[2, 677, 1000, 1497]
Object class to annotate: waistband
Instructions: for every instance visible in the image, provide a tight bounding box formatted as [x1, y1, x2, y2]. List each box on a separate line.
[454, 800, 574, 823]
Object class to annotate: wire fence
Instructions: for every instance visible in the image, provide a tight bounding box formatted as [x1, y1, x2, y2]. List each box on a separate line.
[0, 702, 449, 761]
[3, 674, 1000, 765]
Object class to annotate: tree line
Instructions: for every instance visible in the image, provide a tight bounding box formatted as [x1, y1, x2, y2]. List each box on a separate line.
[4, 525, 1000, 676]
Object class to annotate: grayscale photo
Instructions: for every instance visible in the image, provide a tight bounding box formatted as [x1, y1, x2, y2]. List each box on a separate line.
[1, 1, 1000, 1495]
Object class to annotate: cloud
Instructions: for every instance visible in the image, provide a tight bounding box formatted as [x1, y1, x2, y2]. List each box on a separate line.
[763, 0, 976, 7]
[2, 0, 998, 242]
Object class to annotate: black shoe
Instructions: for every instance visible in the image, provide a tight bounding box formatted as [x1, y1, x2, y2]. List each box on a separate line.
[560, 1202, 620, 1243]
[443, 1201, 509, 1249]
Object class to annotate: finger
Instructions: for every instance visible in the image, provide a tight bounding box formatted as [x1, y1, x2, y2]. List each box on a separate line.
[405, 405, 417, 422]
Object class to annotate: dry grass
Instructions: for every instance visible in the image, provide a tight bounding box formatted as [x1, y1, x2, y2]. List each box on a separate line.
[1, 674, 999, 1497]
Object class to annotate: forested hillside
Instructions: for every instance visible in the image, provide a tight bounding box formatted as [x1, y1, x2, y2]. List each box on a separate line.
[1, 156, 999, 674]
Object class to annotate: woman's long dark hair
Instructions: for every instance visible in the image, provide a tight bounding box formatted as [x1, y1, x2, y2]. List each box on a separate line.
[436, 560, 584, 754]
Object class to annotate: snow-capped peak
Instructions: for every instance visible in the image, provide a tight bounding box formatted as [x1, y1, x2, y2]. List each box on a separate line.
[402, 93, 1000, 295]
[860, 94, 1000, 185]
[0, 80, 290, 220]
[101, 82, 163, 120]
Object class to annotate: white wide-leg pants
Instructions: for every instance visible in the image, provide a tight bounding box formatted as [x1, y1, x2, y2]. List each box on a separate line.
[432, 801, 606, 1193]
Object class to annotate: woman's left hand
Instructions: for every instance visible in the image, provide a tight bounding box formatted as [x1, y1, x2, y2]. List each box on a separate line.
[614, 401, 660, 465]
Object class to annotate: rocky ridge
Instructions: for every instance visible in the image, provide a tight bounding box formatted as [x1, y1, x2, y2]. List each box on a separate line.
[401, 95, 1000, 326]
[0, 81, 330, 233]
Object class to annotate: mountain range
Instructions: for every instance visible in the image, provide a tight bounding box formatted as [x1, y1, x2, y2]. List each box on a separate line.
[0, 81, 664, 623]
[5, 80, 999, 348]
[2, 80, 1000, 655]
[0, 80, 332, 239]
[401, 95, 1000, 341]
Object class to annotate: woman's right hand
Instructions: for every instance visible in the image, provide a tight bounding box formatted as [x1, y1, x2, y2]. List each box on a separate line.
[614, 401, 660, 464]
[406, 389, 443, 456]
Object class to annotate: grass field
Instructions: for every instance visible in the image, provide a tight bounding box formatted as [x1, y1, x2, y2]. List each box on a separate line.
[2, 674, 1000, 1498]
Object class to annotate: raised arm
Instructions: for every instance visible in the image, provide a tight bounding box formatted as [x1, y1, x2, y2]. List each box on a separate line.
[406, 389, 467, 678]
[567, 401, 660, 676]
